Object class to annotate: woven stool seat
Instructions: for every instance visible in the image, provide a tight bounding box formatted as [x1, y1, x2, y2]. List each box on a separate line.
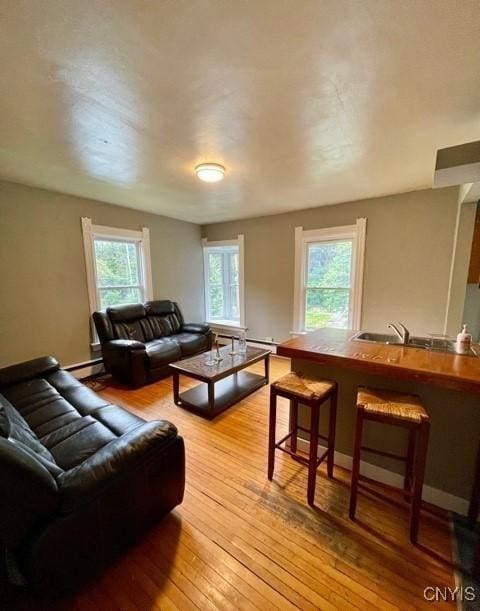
[357, 387, 429, 423]
[273, 372, 336, 401]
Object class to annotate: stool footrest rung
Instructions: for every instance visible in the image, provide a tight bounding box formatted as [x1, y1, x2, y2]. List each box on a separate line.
[316, 447, 330, 466]
[277, 445, 309, 464]
[296, 425, 329, 443]
[275, 428, 330, 448]
[275, 430, 295, 448]
[275, 443, 331, 468]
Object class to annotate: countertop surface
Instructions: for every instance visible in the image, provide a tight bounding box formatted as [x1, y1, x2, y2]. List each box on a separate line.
[277, 328, 480, 393]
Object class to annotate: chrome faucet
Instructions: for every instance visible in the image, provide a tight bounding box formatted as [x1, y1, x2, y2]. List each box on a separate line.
[387, 322, 410, 345]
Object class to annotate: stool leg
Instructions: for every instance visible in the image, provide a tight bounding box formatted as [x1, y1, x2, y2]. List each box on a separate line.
[349, 406, 364, 520]
[404, 428, 415, 500]
[267, 388, 277, 480]
[291, 400, 298, 454]
[307, 402, 320, 506]
[410, 420, 430, 543]
[327, 389, 337, 479]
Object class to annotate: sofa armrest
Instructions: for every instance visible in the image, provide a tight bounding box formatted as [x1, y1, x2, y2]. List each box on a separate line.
[104, 339, 146, 352]
[0, 438, 59, 547]
[101, 340, 147, 386]
[57, 421, 178, 512]
[181, 323, 211, 334]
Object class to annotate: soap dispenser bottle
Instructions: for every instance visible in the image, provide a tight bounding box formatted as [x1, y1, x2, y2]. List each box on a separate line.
[455, 324, 472, 355]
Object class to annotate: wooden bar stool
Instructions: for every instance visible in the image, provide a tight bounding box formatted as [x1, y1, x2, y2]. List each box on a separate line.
[268, 372, 337, 505]
[349, 386, 430, 543]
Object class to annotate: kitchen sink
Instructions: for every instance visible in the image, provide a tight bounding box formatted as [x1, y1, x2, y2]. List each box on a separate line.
[352, 331, 453, 351]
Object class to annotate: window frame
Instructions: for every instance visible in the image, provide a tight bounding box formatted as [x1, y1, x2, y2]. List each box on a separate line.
[292, 219, 366, 333]
[202, 235, 245, 330]
[82, 217, 153, 345]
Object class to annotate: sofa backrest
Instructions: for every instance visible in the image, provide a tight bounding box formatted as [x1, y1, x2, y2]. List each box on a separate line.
[108, 303, 149, 342]
[93, 300, 184, 344]
[0, 355, 59, 389]
[145, 300, 183, 338]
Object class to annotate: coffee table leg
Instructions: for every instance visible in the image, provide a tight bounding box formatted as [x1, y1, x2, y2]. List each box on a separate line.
[208, 381, 215, 416]
[173, 372, 180, 405]
[264, 354, 270, 384]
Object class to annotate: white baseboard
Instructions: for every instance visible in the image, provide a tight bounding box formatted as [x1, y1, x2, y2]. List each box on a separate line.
[296, 437, 468, 516]
[68, 363, 104, 380]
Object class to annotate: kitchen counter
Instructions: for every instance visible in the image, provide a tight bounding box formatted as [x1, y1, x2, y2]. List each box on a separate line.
[277, 327, 480, 507]
[277, 327, 480, 394]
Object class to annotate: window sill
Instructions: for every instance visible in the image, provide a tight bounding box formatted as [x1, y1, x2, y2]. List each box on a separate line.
[208, 321, 247, 333]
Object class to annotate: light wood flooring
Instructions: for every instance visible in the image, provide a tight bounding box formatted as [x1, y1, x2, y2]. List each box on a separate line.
[3, 356, 456, 610]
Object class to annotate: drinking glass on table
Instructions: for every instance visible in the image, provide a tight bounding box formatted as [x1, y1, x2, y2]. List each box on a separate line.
[238, 330, 247, 354]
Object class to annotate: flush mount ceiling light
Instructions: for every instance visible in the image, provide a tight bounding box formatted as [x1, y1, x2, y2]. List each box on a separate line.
[195, 163, 225, 183]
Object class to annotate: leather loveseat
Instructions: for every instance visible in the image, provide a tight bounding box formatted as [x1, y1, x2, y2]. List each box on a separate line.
[93, 300, 213, 387]
[0, 356, 185, 594]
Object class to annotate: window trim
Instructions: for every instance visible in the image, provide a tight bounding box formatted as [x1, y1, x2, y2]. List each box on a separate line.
[202, 235, 245, 328]
[292, 219, 366, 333]
[82, 217, 153, 345]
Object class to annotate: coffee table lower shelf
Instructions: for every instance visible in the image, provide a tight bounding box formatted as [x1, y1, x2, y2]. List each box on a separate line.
[174, 370, 267, 418]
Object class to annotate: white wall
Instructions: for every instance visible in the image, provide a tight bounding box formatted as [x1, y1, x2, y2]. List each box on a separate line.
[0, 180, 205, 367]
[203, 187, 464, 342]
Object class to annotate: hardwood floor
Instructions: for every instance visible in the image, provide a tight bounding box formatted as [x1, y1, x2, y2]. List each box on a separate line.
[3, 356, 456, 610]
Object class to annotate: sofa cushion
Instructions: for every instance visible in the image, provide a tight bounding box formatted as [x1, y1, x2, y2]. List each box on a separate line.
[107, 304, 148, 342]
[112, 320, 146, 342]
[1, 371, 141, 471]
[92, 405, 144, 437]
[0, 393, 55, 464]
[147, 315, 174, 338]
[148, 316, 173, 339]
[145, 338, 182, 368]
[3, 378, 84, 431]
[173, 332, 209, 356]
[46, 370, 111, 414]
[43, 417, 117, 470]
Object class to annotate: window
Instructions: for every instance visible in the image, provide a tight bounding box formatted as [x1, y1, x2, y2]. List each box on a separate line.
[202, 235, 245, 327]
[82, 218, 153, 338]
[293, 219, 366, 332]
[94, 239, 144, 309]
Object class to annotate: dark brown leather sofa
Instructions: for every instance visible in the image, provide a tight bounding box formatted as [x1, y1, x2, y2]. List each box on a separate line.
[93, 300, 213, 387]
[0, 356, 185, 594]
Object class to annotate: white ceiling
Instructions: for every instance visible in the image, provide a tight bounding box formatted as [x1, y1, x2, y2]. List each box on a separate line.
[1, 1, 479, 224]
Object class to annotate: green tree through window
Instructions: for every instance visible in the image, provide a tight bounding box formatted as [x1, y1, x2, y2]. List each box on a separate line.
[304, 240, 352, 329]
[94, 239, 143, 308]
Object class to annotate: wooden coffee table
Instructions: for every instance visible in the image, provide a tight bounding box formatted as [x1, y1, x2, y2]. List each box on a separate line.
[170, 345, 270, 418]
